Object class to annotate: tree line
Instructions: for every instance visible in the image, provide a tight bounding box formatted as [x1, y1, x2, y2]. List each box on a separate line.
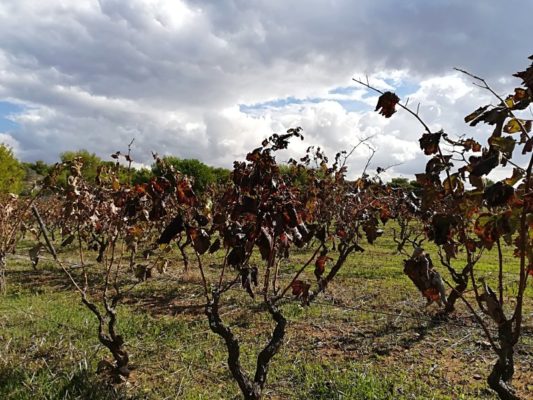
[0, 148, 231, 194]
[0, 145, 426, 196]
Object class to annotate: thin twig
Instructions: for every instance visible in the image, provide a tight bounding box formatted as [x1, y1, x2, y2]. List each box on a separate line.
[276, 245, 323, 301]
[442, 277, 499, 353]
[352, 77, 432, 134]
[454, 67, 531, 141]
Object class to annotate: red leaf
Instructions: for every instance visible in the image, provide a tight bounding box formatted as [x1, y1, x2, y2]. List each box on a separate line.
[228, 246, 245, 266]
[177, 178, 198, 206]
[135, 184, 147, 194]
[422, 288, 441, 302]
[151, 180, 164, 194]
[379, 207, 392, 224]
[291, 280, 310, 298]
[335, 227, 347, 238]
[314, 255, 328, 280]
[279, 232, 290, 247]
[187, 227, 211, 255]
[462, 138, 482, 152]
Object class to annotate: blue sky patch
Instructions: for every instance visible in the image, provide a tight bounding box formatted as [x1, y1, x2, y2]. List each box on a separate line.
[0, 101, 22, 132]
[239, 96, 321, 114]
[240, 80, 421, 116]
[328, 86, 357, 95]
[383, 79, 420, 98]
[239, 94, 368, 114]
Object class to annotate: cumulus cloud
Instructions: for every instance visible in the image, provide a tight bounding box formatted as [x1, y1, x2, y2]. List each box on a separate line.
[0, 132, 20, 153]
[0, 0, 531, 179]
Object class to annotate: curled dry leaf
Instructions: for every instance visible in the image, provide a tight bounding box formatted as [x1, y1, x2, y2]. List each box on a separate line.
[241, 266, 258, 298]
[403, 253, 446, 306]
[483, 182, 515, 207]
[419, 132, 443, 156]
[464, 105, 489, 123]
[470, 151, 500, 177]
[257, 227, 273, 261]
[291, 280, 311, 305]
[188, 227, 211, 255]
[209, 238, 221, 254]
[375, 92, 400, 118]
[158, 214, 184, 244]
[513, 57, 533, 90]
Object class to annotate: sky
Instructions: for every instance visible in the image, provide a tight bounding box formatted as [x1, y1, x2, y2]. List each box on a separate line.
[0, 0, 532, 180]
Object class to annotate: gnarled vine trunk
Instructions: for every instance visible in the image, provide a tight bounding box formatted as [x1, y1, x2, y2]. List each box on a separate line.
[179, 239, 190, 271]
[205, 291, 286, 400]
[488, 321, 519, 400]
[444, 276, 467, 313]
[83, 297, 130, 380]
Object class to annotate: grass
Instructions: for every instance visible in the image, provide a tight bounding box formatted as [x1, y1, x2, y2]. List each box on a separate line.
[0, 227, 532, 399]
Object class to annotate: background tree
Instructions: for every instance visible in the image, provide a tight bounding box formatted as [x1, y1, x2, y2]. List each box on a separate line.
[0, 144, 25, 194]
[388, 177, 421, 195]
[59, 149, 102, 185]
[278, 163, 311, 187]
[24, 160, 52, 177]
[20, 160, 52, 193]
[132, 167, 153, 185]
[153, 157, 229, 192]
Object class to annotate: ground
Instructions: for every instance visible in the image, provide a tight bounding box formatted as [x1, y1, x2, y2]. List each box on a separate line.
[1, 229, 532, 399]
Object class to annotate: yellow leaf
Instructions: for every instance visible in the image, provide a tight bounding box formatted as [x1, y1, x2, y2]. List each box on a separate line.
[503, 119, 532, 134]
[504, 167, 525, 186]
[504, 96, 515, 109]
[112, 179, 120, 190]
